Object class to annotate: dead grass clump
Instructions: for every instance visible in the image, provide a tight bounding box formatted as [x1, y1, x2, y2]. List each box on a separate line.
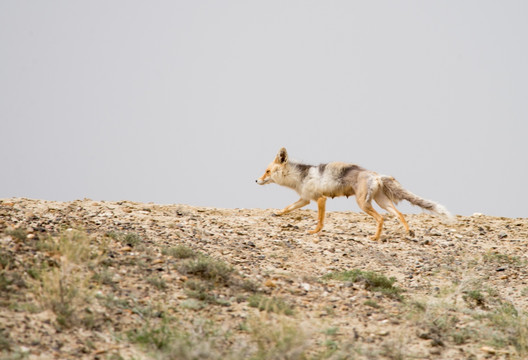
[31, 230, 101, 329]
[483, 302, 528, 356]
[36, 230, 93, 263]
[407, 279, 528, 358]
[246, 314, 310, 360]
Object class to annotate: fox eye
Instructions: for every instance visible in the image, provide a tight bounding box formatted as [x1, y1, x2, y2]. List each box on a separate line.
[266, 170, 271, 174]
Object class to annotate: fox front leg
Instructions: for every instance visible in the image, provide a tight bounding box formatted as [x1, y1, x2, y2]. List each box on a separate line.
[308, 197, 327, 234]
[274, 198, 310, 216]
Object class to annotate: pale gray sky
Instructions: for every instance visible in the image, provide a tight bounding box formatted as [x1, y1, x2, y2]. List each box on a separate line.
[1, 1, 527, 218]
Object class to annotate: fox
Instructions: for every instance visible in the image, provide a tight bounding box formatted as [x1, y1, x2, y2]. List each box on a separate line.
[256, 147, 453, 241]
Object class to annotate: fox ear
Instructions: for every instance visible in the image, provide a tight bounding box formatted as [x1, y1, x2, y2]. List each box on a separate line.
[275, 147, 288, 164]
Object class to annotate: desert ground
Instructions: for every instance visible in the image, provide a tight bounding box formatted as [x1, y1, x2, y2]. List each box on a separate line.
[1, 198, 527, 359]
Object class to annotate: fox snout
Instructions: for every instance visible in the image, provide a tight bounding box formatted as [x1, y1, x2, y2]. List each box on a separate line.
[257, 156, 283, 185]
[256, 177, 271, 185]
[256, 169, 273, 185]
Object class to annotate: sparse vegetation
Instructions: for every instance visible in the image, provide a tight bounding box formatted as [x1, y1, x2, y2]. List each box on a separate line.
[107, 231, 142, 247]
[92, 267, 117, 288]
[127, 321, 177, 352]
[245, 314, 309, 360]
[364, 299, 381, 309]
[146, 275, 168, 290]
[323, 269, 404, 300]
[32, 231, 98, 329]
[0, 271, 15, 292]
[463, 289, 485, 307]
[0, 329, 11, 352]
[484, 302, 528, 354]
[0, 249, 12, 269]
[6, 228, 27, 242]
[248, 294, 295, 315]
[406, 277, 528, 358]
[482, 250, 523, 265]
[184, 279, 230, 306]
[162, 244, 197, 259]
[177, 253, 234, 283]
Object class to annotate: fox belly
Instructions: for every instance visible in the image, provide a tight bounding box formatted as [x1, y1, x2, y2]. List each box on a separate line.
[300, 169, 355, 200]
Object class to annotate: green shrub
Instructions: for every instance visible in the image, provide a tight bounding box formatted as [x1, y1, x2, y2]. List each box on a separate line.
[323, 269, 404, 300]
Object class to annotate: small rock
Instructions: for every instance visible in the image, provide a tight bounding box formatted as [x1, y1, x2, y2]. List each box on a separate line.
[264, 279, 276, 288]
[431, 338, 444, 347]
[429, 348, 441, 355]
[481, 346, 496, 354]
[498, 233, 508, 239]
[300, 283, 311, 291]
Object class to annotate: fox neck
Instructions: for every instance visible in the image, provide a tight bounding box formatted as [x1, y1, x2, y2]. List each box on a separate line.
[275, 162, 307, 193]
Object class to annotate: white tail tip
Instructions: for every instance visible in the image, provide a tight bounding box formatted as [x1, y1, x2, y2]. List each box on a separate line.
[435, 204, 455, 224]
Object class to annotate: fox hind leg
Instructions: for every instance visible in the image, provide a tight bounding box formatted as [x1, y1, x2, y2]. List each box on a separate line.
[356, 196, 384, 241]
[374, 193, 414, 237]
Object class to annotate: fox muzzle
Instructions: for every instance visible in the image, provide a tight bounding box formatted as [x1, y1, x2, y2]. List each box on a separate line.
[256, 178, 271, 185]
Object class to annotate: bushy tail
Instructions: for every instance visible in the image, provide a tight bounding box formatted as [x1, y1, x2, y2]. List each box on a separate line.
[381, 176, 454, 223]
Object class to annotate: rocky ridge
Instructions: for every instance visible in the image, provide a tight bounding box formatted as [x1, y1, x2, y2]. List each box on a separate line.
[0, 198, 527, 359]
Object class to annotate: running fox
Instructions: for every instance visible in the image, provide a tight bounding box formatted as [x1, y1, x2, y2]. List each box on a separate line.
[256, 147, 453, 240]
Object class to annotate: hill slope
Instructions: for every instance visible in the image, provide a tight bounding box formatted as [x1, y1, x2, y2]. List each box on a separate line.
[1, 198, 527, 359]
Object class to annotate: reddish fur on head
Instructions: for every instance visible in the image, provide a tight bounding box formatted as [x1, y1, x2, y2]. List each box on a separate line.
[256, 148, 288, 185]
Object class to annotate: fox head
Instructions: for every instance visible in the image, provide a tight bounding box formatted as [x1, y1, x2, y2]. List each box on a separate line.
[256, 147, 289, 185]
